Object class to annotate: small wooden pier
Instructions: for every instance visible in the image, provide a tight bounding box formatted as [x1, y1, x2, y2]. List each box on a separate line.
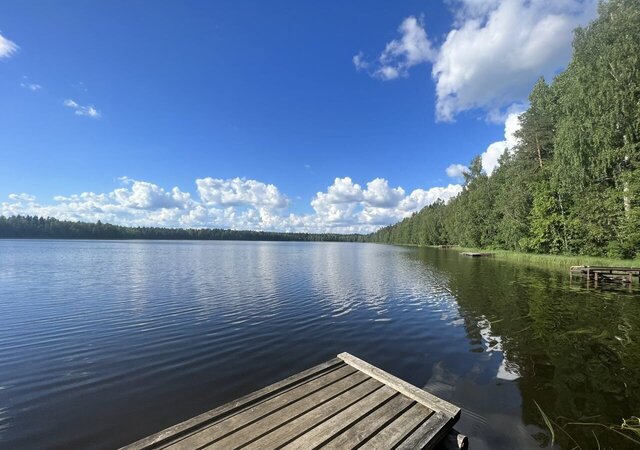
[461, 252, 494, 257]
[122, 353, 466, 450]
[570, 265, 640, 284]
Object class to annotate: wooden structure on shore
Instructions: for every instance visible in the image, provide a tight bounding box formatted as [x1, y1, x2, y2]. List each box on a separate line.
[570, 265, 640, 284]
[122, 353, 466, 450]
[461, 252, 494, 257]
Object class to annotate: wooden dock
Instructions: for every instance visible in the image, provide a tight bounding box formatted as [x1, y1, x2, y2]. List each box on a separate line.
[460, 252, 493, 257]
[570, 265, 640, 283]
[121, 352, 466, 450]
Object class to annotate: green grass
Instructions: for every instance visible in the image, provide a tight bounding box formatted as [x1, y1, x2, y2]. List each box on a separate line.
[424, 245, 640, 272]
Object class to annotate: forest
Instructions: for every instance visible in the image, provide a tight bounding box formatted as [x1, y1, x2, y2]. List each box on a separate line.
[0, 215, 366, 242]
[370, 0, 640, 259]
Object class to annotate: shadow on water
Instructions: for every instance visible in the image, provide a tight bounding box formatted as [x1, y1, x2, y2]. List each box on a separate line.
[410, 247, 640, 449]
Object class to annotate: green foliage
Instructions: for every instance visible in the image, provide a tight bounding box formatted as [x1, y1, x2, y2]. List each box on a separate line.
[370, 0, 640, 259]
[0, 215, 366, 242]
[522, 181, 567, 254]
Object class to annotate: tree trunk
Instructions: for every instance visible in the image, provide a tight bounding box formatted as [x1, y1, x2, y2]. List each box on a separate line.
[623, 180, 631, 213]
[535, 135, 544, 168]
[558, 192, 569, 252]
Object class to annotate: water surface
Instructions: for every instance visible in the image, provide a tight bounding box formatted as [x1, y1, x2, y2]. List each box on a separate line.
[0, 240, 638, 449]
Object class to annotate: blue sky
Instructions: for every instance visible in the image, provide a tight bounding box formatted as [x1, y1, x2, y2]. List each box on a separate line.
[0, 0, 596, 232]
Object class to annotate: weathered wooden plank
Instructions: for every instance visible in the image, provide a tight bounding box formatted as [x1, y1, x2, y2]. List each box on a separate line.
[570, 265, 640, 274]
[316, 394, 414, 449]
[397, 411, 452, 450]
[203, 371, 373, 449]
[338, 352, 460, 418]
[359, 402, 432, 449]
[120, 358, 345, 450]
[280, 386, 398, 450]
[240, 378, 384, 450]
[460, 252, 493, 257]
[164, 364, 357, 449]
[122, 354, 465, 450]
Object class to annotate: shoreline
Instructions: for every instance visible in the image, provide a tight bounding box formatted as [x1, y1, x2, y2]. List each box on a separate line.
[394, 243, 640, 272]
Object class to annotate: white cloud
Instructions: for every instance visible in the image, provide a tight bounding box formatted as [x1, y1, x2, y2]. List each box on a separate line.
[356, 1, 596, 120]
[446, 164, 468, 178]
[480, 141, 509, 176]
[64, 99, 101, 118]
[112, 181, 192, 210]
[20, 81, 42, 91]
[0, 32, 18, 58]
[323, 177, 364, 203]
[433, 0, 597, 120]
[196, 177, 289, 209]
[352, 52, 369, 71]
[480, 111, 522, 175]
[447, 111, 522, 176]
[8, 193, 36, 202]
[354, 16, 436, 80]
[398, 184, 463, 212]
[362, 178, 405, 207]
[309, 177, 461, 229]
[1, 176, 463, 234]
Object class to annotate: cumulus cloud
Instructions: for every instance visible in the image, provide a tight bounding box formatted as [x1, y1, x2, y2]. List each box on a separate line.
[64, 99, 101, 118]
[445, 111, 521, 176]
[446, 164, 468, 179]
[354, 16, 436, 80]
[8, 193, 36, 202]
[196, 177, 289, 209]
[479, 112, 521, 174]
[434, 0, 597, 120]
[0, 32, 18, 58]
[1, 176, 463, 234]
[112, 181, 192, 210]
[363, 178, 405, 207]
[355, 1, 596, 120]
[309, 177, 461, 228]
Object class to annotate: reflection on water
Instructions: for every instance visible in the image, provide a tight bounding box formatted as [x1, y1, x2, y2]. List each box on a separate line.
[0, 241, 638, 449]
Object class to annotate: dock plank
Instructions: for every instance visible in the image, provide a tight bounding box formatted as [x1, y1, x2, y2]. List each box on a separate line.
[120, 353, 461, 450]
[338, 352, 459, 418]
[240, 379, 387, 450]
[279, 386, 398, 449]
[164, 364, 357, 449]
[121, 358, 345, 450]
[203, 371, 373, 449]
[318, 394, 414, 449]
[460, 252, 494, 257]
[397, 411, 452, 450]
[359, 402, 434, 449]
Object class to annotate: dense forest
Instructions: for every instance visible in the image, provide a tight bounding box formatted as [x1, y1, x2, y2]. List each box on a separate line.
[0, 215, 366, 242]
[371, 0, 640, 259]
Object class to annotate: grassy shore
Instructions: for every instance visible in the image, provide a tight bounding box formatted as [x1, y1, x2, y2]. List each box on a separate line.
[445, 246, 640, 271]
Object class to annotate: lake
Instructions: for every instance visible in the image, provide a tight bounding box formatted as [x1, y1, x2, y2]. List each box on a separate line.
[0, 240, 638, 449]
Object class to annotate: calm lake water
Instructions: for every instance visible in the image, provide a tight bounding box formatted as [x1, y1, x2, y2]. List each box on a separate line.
[0, 240, 639, 449]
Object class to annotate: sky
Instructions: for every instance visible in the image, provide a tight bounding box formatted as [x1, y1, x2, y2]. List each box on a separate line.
[0, 0, 597, 233]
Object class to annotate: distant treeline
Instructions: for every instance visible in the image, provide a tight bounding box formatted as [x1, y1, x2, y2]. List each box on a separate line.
[371, 0, 640, 259]
[0, 215, 367, 242]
